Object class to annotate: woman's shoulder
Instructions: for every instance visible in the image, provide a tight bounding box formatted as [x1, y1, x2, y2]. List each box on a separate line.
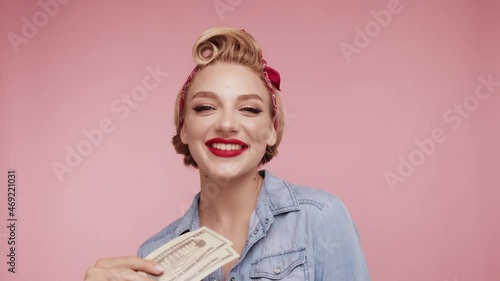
[278, 177, 361, 238]
[291, 183, 339, 209]
[263, 170, 362, 244]
[264, 169, 342, 212]
[289, 182, 354, 223]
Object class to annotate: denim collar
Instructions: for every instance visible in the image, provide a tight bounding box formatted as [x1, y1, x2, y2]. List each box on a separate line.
[173, 169, 300, 237]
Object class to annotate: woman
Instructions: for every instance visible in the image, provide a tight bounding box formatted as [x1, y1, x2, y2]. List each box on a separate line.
[84, 27, 371, 281]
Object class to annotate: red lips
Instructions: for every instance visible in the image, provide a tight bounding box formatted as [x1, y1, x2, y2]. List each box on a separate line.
[206, 138, 248, 157]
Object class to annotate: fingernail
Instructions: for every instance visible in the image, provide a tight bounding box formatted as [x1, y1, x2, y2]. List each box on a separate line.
[154, 264, 165, 272]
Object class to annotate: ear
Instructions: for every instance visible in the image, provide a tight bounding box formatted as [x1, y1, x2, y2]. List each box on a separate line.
[267, 126, 278, 147]
[180, 122, 188, 144]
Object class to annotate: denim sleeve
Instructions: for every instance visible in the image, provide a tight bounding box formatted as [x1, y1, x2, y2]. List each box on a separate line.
[313, 195, 371, 281]
[137, 247, 144, 258]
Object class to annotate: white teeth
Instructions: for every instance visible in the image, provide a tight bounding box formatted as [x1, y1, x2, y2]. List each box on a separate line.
[211, 143, 243, 151]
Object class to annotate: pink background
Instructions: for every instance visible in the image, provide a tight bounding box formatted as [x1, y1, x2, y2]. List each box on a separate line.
[1, 0, 499, 280]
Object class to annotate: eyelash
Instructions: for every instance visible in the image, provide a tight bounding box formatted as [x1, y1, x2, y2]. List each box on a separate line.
[242, 107, 262, 114]
[192, 105, 262, 114]
[193, 105, 214, 112]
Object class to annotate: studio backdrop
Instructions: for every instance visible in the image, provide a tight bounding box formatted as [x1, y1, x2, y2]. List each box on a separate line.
[1, 0, 499, 281]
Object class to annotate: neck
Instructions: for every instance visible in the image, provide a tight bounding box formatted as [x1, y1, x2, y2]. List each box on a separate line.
[198, 168, 263, 229]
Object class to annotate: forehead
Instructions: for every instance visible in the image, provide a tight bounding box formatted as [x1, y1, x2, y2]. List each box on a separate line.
[187, 63, 270, 103]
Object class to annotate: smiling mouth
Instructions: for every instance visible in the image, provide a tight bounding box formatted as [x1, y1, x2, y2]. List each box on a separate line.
[205, 139, 248, 157]
[209, 143, 247, 151]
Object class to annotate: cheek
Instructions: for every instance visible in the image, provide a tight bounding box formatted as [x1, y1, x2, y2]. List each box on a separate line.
[184, 116, 211, 136]
[246, 121, 273, 146]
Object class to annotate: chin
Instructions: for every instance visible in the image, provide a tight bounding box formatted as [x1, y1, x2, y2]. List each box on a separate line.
[201, 161, 256, 181]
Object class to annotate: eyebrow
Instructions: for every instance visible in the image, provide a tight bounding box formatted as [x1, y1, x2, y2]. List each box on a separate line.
[191, 91, 264, 103]
[191, 91, 217, 100]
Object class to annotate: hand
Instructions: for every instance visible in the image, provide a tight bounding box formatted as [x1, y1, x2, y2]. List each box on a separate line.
[84, 256, 164, 281]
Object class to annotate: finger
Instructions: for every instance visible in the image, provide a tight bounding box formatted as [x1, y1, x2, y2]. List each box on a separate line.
[85, 266, 160, 281]
[94, 256, 164, 275]
[117, 267, 162, 281]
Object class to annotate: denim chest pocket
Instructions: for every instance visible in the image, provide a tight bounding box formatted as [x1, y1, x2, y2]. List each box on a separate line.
[250, 247, 308, 280]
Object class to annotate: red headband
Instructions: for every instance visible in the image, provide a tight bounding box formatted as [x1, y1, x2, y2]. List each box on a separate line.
[177, 55, 281, 131]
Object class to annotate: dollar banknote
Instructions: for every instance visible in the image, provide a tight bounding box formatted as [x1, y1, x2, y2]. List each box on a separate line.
[139, 227, 239, 281]
[180, 248, 238, 281]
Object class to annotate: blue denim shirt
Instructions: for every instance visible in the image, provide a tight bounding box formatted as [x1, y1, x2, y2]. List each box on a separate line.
[137, 169, 371, 281]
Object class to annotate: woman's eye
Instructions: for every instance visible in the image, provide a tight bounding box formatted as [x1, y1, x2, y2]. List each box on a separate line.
[193, 105, 215, 112]
[241, 107, 262, 114]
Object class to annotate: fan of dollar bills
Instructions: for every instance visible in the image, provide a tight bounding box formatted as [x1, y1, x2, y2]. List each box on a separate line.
[139, 227, 239, 281]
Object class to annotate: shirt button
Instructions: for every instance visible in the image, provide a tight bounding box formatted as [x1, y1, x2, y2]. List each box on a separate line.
[264, 218, 270, 224]
[274, 267, 282, 274]
[230, 277, 235, 281]
[253, 229, 258, 235]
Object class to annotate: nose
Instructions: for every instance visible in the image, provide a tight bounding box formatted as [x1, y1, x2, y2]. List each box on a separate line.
[214, 109, 239, 134]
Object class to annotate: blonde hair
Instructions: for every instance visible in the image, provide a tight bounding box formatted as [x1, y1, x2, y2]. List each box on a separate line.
[172, 27, 285, 168]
